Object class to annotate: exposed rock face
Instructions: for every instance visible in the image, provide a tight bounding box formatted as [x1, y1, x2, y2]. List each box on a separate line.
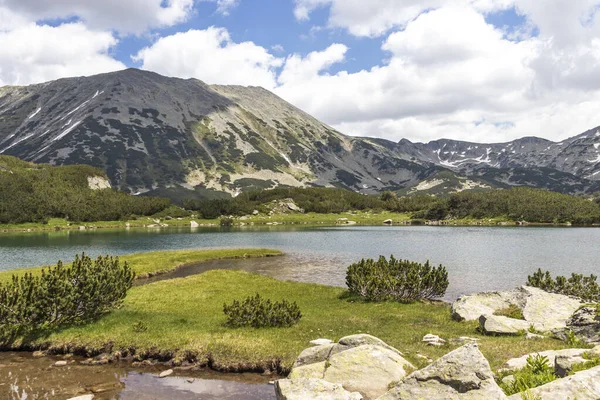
[557, 306, 600, 345]
[453, 286, 582, 334]
[275, 378, 363, 400]
[286, 335, 414, 399]
[87, 176, 111, 190]
[2, 69, 600, 197]
[501, 348, 589, 372]
[379, 343, 507, 400]
[506, 365, 600, 400]
[478, 314, 534, 335]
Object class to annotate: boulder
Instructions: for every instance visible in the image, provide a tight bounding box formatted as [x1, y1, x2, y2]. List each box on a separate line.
[190, 221, 199, 228]
[520, 286, 583, 331]
[422, 334, 446, 347]
[379, 343, 507, 400]
[478, 314, 534, 335]
[289, 362, 326, 379]
[285, 335, 413, 399]
[275, 378, 363, 400]
[54, 360, 68, 367]
[310, 338, 333, 346]
[501, 348, 589, 372]
[507, 365, 600, 400]
[323, 345, 414, 399]
[67, 396, 94, 400]
[558, 306, 600, 345]
[588, 345, 600, 358]
[451, 289, 526, 322]
[159, 369, 173, 378]
[452, 286, 582, 333]
[338, 334, 404, 357]
[554, 354, 583, 378]
[383, 219, 393, 225]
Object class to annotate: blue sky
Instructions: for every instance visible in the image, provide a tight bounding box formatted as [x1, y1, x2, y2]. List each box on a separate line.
[2, 0, 600, 143]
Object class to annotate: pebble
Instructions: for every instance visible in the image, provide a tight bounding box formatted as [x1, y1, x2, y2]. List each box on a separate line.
[54, 361, 68, 367]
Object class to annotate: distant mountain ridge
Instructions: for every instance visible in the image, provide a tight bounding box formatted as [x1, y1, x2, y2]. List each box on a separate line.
[1, 68, 599, 197]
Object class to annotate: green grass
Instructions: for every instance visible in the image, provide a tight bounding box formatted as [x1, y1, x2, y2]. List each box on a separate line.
[0, 248, 282, 284]
[11, 269, 570, 374]
[240, 211, 412, 225]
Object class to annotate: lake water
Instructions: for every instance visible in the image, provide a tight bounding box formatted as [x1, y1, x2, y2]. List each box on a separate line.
[1, 225, 599, 300]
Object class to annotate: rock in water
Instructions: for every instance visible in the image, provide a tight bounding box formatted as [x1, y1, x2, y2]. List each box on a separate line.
[275, 378, 363, 400]
[190, 220, 199, 228]
[507, 365, 600, 400]
[379, 343, 507, 400]
[159, 369, 173, 378]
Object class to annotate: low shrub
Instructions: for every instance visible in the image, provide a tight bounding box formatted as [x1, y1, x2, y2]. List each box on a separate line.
[345, 255, 449, 302]
[527, 269, 600, 302]
[223, 293, 302, 328]
[0, 253, 134, 343]
[500, 354, 556, 396]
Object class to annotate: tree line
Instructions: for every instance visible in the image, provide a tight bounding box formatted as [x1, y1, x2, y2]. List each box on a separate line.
[0, 156, 170, 224]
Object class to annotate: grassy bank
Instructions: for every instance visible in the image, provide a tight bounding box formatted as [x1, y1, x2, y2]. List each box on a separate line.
[0, 248, 282, 284]
[9, 269, 570, 374]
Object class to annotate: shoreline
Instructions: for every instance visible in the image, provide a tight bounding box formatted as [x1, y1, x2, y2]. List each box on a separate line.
[1, 213, 598, 235]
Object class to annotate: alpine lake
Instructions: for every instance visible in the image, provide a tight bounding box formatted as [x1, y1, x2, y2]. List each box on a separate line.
[1, 225, 599, 398]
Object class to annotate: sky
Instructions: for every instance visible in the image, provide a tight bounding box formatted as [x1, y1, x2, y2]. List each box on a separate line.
[1, 1, 600, 144]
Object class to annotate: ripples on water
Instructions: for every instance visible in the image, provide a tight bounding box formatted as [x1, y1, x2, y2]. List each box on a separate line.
[1, 225, 599, 300]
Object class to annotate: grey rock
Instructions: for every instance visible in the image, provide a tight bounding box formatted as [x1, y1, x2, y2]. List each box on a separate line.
[275, 378, 363, 400]
[54, 360, 68, 367]
[563, 306, 600, 345]
[479, 314, 534, 335]
[159, 369, 173, 378]
[554, 354, 585, 378]
[501, 348, 589, 372]
[383, 219, 393, 225]
[323, 344, 414, 399]
[293, 344, 335, 368]
[67, 396, 94, 400]
[338, 334, 404, 356]
[190, 221, 199, 228]
[525, 332, 545, 340]
[507, 365, 600, 400]
[310, 338, 333, 346]
[379, 343, 507, 400]
[453, 286, 582, 333]
[422, 334, 446, 346]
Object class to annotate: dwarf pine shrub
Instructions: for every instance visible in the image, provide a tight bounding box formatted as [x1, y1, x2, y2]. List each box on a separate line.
[0, 253, 134, 343]
[527, 269, 600, 302]
[223, 294, 302, 328]
[346, 255, 449, 302]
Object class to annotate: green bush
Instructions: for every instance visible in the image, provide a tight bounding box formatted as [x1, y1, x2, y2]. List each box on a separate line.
[0, 253, 134, 343]
[500, 354, 557, 396]
[223, 294, 302, 328]
[345, 255, 449, 302]
[527, 269, 600, 302]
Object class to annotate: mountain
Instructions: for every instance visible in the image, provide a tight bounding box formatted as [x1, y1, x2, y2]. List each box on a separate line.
[1, 68, 600, 198]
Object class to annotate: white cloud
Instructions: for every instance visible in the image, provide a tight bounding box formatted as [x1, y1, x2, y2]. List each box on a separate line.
[133, 27, 283, 88]
[276, 4, 600, 143]
[0, 22, 125, 86]
[293, 0, 513, 37]
[278, 44, 347, 85]
[0, 0, 196, 34]
[215, 0, 240, 16]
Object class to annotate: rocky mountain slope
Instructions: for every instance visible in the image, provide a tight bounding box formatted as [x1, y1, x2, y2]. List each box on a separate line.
[1, 69, 599, 197]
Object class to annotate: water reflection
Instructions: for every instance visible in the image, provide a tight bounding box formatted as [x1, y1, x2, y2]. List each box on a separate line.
[0, 352, 274, 399]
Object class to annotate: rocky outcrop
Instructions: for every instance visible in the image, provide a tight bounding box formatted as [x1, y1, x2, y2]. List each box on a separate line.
[453, 286, 583, 334]
[501, 348, 589, 372]
[379, 343, 507, 399]
[507, 365, 600, 400]
[87, 176, 111, 190]
[285, 335, 414, 399]
[555, 306, 600, 345]
[275, 378, 363, 400]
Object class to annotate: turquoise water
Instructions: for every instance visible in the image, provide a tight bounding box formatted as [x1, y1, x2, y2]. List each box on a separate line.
[1, 225, 599, 299]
